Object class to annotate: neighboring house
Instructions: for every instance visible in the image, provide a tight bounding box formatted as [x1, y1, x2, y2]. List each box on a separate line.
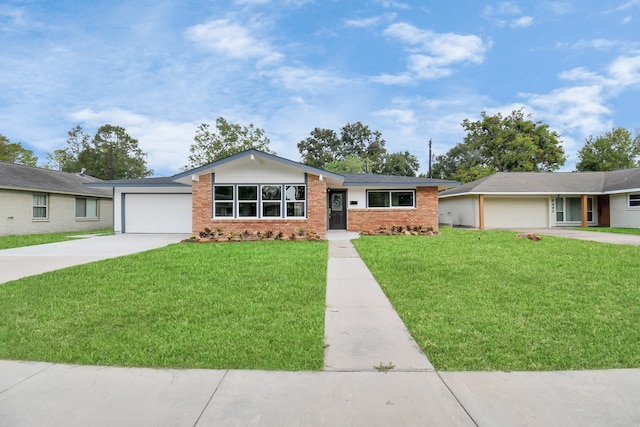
[0, 162, 113, 236]
[87, 150, 458, 237]
[438, 168, 640, 229]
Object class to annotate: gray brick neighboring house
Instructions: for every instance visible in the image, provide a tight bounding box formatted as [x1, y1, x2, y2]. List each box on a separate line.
[438, 168, 640, 229]
[0, 162, 113, 236]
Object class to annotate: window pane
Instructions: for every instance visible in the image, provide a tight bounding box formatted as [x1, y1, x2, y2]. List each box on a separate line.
[556, 197, 563, 212]
[285, 185, 305, 200]
[215, 202, 233, 217]
[87, 199, 98, 218]
[392, 191, 414, 207]
[33, 194, 46, 206]
[262, 185, 281, 200]
[33, 207, 47, 218]
[76, 198, 86, 217]
[263, 202, 281, 217]
[630, 194, 640, 207]
[238, 186, 257, 200]
[239, 202, 257, 217]
[567, 197, 582, 221]
[556, 212, 564, 222]
[287, 202, 305, 217]
[368, 192, 389, 207]
[214, 186, 233, 200]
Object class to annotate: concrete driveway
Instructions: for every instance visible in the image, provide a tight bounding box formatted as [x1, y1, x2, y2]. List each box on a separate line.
[0, 234, 186, 284]
[514, 228, 640, 246]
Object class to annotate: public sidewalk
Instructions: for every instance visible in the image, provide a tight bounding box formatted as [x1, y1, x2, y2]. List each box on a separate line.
[1, 233, 639, 426]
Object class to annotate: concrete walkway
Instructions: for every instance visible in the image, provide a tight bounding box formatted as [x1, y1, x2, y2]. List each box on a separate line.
[1, 232, 640, 426]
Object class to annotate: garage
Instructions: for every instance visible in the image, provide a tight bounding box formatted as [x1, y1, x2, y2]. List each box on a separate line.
[124, 193, 192, 234]
[484, 197, 549, 228]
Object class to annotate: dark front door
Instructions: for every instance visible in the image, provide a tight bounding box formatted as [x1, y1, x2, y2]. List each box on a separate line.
[597, 195, 610, 227]
[328, 190, 347, 230]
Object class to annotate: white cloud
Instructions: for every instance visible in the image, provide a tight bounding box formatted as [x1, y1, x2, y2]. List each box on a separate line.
[264, 66, 348, 93]
[377, 22, 487, 83]
[185, 19, 283, 64]
[524, 85, 611, 138]
[608, 55, 640, 86]
[344, 13, 396, 28]
[483, 2, 533, 27]
[511, 16, 533, 28]
[375, 0, 411, 9]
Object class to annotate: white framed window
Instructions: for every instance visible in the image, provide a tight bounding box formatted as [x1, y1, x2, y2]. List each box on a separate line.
[33, 194, 48, 219]
[262, 185, 282, 217]
[214, 185, 234, 217]
[213, 184, 306, 218]
[367, 190, 415, 208]
[238, 185, 258, 217]
[76, 198, 98, 218]
[555, 196, 593, 222]
[629, 194, 640, 208]
[285, 185, 306, 217]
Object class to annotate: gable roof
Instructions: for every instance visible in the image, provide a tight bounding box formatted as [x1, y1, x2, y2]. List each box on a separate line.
[0, 161, 112, 198]
[172, 149, 345, 182]
[87, 149, 460, 189]
[439, 168, 640, 198]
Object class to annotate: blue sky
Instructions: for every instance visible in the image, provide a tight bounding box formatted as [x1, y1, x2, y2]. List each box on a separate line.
[1, 0, 639, 176]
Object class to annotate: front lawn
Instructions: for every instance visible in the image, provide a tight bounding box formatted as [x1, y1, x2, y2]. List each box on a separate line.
[0, 229, 113, 250]
[0, 241, 327, 370]
[353, 227, 640, 371]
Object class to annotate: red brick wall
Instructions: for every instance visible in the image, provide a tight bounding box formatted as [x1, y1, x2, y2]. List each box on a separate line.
[191, 174, 328, 238]
[347, 187, 439, 232]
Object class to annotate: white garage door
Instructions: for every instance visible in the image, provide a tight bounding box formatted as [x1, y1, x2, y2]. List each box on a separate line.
[124, 193, 192, 233]
[484, 197, 549, 229]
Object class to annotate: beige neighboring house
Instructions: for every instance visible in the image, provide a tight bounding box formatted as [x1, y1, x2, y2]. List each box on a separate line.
[438, 168, 640, 229]
[0, 161, 113, 236]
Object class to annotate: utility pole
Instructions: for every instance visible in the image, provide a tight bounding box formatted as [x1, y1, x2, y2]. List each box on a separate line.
[428, 139, 432, 178]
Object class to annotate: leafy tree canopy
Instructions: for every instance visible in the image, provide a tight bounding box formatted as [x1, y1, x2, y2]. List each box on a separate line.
[47, 124, 152, 180]
[575, 127, 640, 171]
[297, 122, 420, 176]
[184, 117, 273, 170]
[298, 122, 388, 172]
[432, 108, 565, 183]
[0, 134, 38, 166]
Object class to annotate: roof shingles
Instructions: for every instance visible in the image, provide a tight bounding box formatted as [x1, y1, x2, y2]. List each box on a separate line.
[0, 162, 111, 197]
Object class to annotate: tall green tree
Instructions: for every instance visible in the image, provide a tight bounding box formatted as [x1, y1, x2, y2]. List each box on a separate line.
[432, 109, 565, 183]
[47, 124, 152, 179]
[575, 128, 640, 171]
[0, 134, 38, 166]
[297, 128, 342, 168]
[380, 151, 420, 176]
[46, 125, 91, 171]
[298, 122, 390, 172]
[184, 117, 273, 169]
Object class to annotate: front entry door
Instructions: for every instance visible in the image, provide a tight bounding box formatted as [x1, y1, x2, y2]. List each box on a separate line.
[597, 195, 610, 227]
[328, 190, 347, 230]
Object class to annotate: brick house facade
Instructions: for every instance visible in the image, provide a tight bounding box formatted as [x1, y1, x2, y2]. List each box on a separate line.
[92, 150, 458, 235]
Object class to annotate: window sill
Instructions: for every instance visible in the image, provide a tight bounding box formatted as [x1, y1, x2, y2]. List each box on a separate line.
[212, 217, 307, 220]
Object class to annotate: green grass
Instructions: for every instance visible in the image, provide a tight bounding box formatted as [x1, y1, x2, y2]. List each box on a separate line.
[352, 227, 640, 372]
[575, 227, 640, 235]
[0, 241, 327, 370]
[0, 229, 113, 250]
